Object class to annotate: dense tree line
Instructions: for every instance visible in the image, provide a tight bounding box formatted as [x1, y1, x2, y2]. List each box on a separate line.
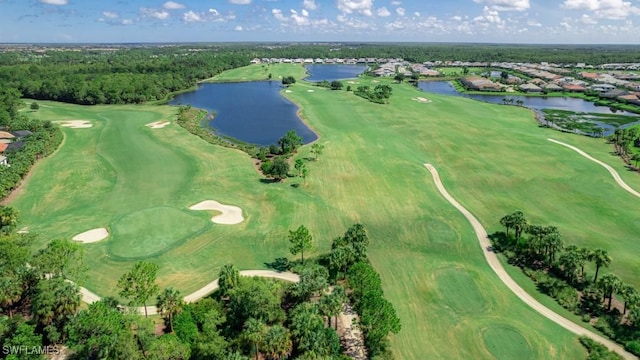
[0, 88, 63, 201]
[0, 47, 251, 105]
[354, 85, 393, 104]
[494, 211, 640, 356]
[1, 210, 400, 359]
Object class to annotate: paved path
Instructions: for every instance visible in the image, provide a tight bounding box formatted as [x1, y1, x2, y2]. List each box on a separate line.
[548, 138, 640, 198]
[424, 163, 636, 360]
[79, 270, 300, 316]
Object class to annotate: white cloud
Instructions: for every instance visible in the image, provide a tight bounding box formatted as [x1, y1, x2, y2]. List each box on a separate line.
[377, 7, 391, 17]
[183, 11, 203, 22]
[390, 0, 401, 5]
[452, 15, 463, 21]
[272, 8, 286, 21]
[163, 1, 185, 10]
[40, 0, 67, 4]
[527, 19, 542, 26]
[102, 11, 119, 19]
[473, 6, 503, 26]
[473, 0, 529, 11]
[301, 9, 309, 17]
[337, 0, 374, 16]
[580, 14, 598, 24]
[140, 8, 170, 20]
[414, 12, 421, 17]
[121, 19, 134, 25]
[396, 7, 405, 16]
[235, 25, 243, 31]
[209, 8, 219, 16]
[229, 0, 251, 4]
[303, 0, 318, 10]
[562, 0, 640, 19]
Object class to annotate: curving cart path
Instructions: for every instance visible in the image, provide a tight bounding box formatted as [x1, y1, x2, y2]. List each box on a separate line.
[548, 138, 640, 198]
[79, 270, 300, 316]
[424, 163, 636, 360]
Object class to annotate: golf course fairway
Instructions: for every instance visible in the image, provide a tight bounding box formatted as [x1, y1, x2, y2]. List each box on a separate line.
[12, 69, 640, 358]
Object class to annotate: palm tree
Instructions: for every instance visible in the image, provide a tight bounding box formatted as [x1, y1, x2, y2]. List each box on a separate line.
[558, 247, 579, 284]
[598, 273, 621, 311]
[263, 325, 292, 360]
[156, 287, 184, 333]
[632, 153, 640, 169]
[218, 264, 240, 297]
[590, 248, 612, 283]
[243, 318, 267, 360]
[511, 211, 528, 240]
[544, 232, 563, 266]
[320, 285, 347, 330]
[577, 247, 592, 280]
[499, 213, 514, 237]
[620, 283, 638, 315]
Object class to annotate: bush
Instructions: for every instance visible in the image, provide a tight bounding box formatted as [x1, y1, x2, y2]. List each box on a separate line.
[582, 314, 592, 323]
[579, 336, 623, 360]
[625, 341, 640, 356]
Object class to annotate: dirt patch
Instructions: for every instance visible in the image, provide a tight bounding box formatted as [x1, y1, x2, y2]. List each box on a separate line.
[72, 228, 109, 243]
[337, 302, 367, 360]
[145, 121, 171, 129]
[189, 200, 244, 225]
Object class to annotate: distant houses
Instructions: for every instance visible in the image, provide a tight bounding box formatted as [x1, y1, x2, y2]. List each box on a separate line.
[460, 76, 501, 91]
[0, 129, 31, 166]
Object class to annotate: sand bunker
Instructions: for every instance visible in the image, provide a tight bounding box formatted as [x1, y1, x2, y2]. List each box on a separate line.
[145, 121, 170, 129]
[412, 97, 432, 103]
[58, 120, 93, 129]
[17, 227, 29, 234]
[285, 90, 292, 93]
[307, 89, 315, 92]
[372, 80, 379, 83]
[189, 200, 244, 225]
[73, 228, 109, 243]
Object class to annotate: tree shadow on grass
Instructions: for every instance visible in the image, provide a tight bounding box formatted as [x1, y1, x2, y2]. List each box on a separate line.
[259, 178, 279, 184]
[264, 257, 290, 272]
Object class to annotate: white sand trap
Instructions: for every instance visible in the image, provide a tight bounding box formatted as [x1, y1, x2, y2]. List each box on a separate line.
[347, 81, 356, 84]
[58, 120, 93, 129]
[189, 200, 244, 225]
[412, 97, 432, 103]
[145, 121, 170, 129]
[17, 227, 29, 234]
[307, 89, 315, 92]
[285, 90, 292, 93]
[73, 228, 109, 243]
[372, 80, 379, 83]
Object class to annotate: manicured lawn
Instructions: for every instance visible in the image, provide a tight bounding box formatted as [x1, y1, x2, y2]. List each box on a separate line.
[206, 63, 308, 82]
[17, 65, 640, 358]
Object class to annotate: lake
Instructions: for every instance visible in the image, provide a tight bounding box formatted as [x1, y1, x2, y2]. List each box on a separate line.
[305, 64, 367, 82]
[418, 81, 637, 116]
[169, 81, 317, 146]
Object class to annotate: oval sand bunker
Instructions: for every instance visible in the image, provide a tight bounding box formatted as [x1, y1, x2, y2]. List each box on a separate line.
[58, 120, 93, 128]
[73, 228, 109, 243]
[189, 200, 244, 225]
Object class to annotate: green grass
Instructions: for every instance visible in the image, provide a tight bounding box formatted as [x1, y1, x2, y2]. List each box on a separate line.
[205, 63, 308, 82]
[482, 325, 533, 360]
[16, 71, 640, 358]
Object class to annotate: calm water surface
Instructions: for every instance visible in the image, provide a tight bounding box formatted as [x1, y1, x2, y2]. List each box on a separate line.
[305, 64, 367, 82]
[418, 81, 637, 115]
[169, 81, 316, 146]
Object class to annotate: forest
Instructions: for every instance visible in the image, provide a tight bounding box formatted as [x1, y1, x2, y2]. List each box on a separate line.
[1, 43, 640, 106]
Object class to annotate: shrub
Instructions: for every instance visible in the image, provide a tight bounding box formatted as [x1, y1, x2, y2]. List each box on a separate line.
[625, 341, 640, 356]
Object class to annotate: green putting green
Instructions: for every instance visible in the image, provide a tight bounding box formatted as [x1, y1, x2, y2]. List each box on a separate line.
[482, 325, 533, 360]
[108, 207, 207, 259]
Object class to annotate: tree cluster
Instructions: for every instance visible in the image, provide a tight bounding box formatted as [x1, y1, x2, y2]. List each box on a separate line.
[354, 84, 393, 104]
[281, 76, 296, 86]
[494, 211, 640, 356]
[0, 88, 63, 201]
[315, 80, 344, 90]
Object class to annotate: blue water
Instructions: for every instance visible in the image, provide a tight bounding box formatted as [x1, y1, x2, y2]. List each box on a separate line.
[305, 64, 367, 82]
[418, 81, 637, 116]
[169, 81, 317, 146]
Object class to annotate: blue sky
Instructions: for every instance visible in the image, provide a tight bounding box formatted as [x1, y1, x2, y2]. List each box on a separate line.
[1, 0, 640, 43]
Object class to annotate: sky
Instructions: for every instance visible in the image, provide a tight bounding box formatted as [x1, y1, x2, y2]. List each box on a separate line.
[1, 0, 640, 44]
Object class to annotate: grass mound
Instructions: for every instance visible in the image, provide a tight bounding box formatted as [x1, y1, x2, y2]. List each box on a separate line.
[482, 325, 533, 360]
[109, 207, 207, 259]
[434, 267, 488, 315]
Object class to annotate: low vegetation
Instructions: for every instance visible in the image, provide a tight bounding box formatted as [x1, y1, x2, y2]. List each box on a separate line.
[353, 84, 393, 104]
[494, 211, 640, 356]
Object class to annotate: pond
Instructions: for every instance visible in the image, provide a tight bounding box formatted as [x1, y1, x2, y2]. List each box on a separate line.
[305, 64, 367, 82]
[169, 81, 317, 146]
[418, 81, 638, 116]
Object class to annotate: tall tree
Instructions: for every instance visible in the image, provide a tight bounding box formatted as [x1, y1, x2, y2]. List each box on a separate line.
[577, 247, 592, 280]
[117, 261, 159, 318]
[499, 213, 514, 237]
[342, 223, 369, 261]
[320, 285, 346, 330]
[218, 264, 241, 297]
[156, 287, 184, 333]
[590, 249, 612, 283]
[597, 273, 621, 311]
[310, 143, 324, 161]
[288, 225, 313, 265]
[243, 318, 266, 360]
[620, 283, 638, 315]
[31, 277, 81, 344]
[263, 324, 293, 360]
[278, 130, 303, 155]
[511, 211, 528, 240]
[32, 239, 87, 281]
[0, 206, 19, 234]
